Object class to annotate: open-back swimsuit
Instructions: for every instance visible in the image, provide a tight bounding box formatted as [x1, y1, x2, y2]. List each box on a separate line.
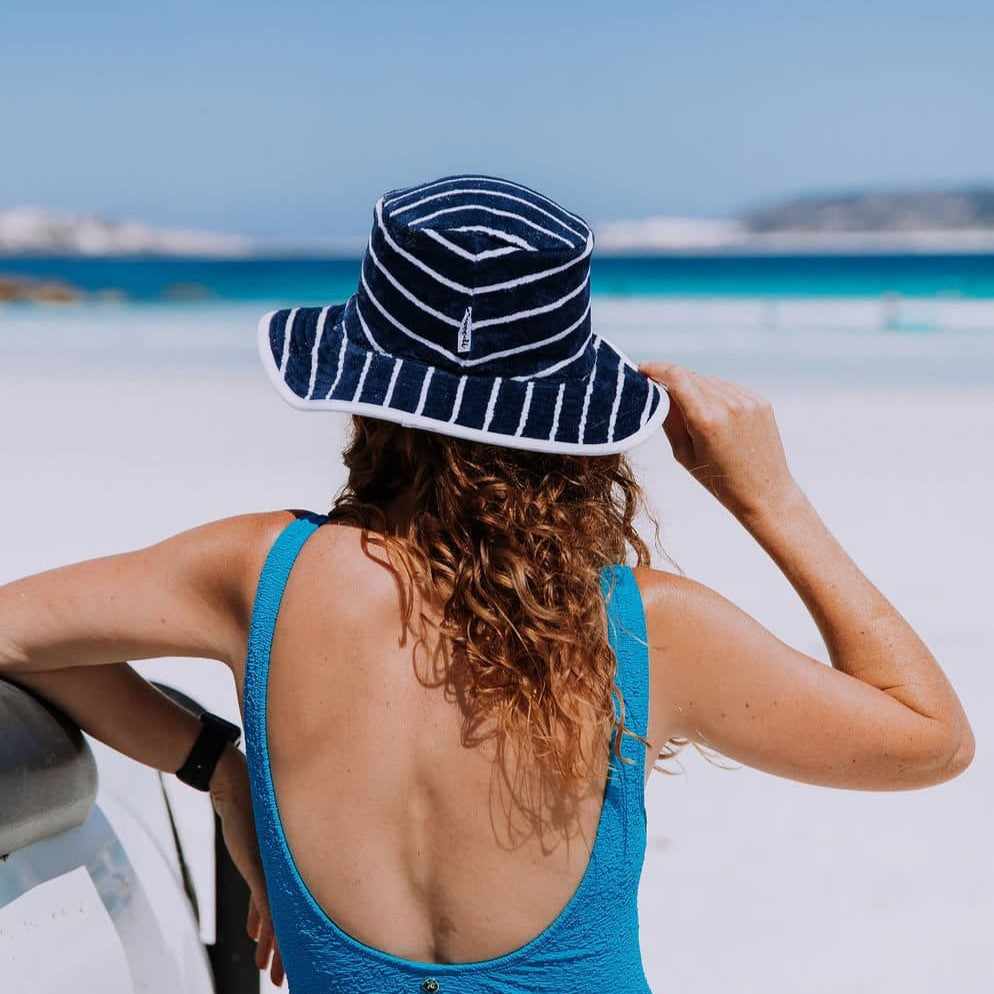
[243, 512, 654, 993]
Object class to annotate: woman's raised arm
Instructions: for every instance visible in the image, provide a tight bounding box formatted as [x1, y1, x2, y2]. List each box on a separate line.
[637, 363, 974, 791]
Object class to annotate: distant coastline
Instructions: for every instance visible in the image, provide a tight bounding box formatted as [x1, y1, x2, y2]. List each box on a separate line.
[2, 187, 994, 261]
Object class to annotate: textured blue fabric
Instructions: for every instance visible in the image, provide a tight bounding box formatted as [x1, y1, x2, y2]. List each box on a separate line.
[257, 175, 667, 456]
[243, 514, 654, 994]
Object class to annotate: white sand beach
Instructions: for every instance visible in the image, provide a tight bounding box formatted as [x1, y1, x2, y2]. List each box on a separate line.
[1, 300, 991, 992]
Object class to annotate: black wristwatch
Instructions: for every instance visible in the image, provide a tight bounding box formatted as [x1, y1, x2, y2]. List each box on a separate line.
[175, 711, 242, 791]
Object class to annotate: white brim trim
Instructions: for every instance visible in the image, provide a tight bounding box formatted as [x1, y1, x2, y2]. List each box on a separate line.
[257, 310, 669, 456]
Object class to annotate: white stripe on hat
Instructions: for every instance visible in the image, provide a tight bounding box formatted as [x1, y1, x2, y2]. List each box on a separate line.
[449, 375, 467, 423]
[514, 381, 535, 437]
[449, 225, 536, 250]
[639, 379, 656, 426]
[390, 188, 587, 242]
[383, 177, 590, 230]
[353, 299, 389, 353]
[414, 366, 434, 416]
[577, 338, 603, 443]
[383, 356, 402, 407]
[472, 274, 588, 329]
[360, 267, 461, 366]
[279, 307, 299, 376]
[607, 338, 640, 373]
[352, 350, 373, 402]
[324, 325, 348, 400]
[490, 302, 591, 373]
[607, 357, 626, 443]
[482, 377, 502, 431]
[305, 306, 331, 400]
[549, 382, 565, 441]
[367, 238, 460, 327]
[421, 228, 521, 262]
[407, 204, 574, 247]
[515, 336, 588, 381]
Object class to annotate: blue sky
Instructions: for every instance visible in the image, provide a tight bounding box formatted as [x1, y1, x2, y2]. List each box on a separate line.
[2, 0, 992, 238]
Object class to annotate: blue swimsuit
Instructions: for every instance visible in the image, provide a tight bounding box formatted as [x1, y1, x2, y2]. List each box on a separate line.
[243, 513, 654, 994]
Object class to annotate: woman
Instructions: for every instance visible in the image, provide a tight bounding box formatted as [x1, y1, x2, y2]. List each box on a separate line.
[1, 176, 974, 993]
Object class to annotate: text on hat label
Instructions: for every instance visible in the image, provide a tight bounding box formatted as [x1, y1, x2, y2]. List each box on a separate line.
[457, 307, 473, 353]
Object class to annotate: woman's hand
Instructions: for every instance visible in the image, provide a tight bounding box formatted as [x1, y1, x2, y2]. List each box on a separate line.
[209, 745, 286, 988]
[639, 362, 802, 523]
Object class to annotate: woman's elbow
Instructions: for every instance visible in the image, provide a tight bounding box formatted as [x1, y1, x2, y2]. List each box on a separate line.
[948, 721, 976, 775]
[927, 721, 975, 784]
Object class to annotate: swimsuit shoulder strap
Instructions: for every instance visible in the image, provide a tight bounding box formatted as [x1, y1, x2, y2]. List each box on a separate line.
[600, 563, 650, 750]
[598, 563, 651, 881]
[244, 512, 328, 703]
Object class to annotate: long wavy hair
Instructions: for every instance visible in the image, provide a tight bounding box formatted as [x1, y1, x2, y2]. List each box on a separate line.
[327, 415, 714, 831]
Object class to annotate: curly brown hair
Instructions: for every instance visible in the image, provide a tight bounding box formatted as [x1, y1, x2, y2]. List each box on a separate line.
[327, 414, 697, 820]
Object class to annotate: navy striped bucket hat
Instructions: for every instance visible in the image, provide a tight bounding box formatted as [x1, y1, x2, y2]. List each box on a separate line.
[258, 174, 668, 454]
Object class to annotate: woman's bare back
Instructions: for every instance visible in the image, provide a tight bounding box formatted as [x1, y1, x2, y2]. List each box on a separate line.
[233, 521, 657, 965]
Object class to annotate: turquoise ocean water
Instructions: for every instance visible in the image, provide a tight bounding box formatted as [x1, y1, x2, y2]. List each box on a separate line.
[2, 254, 993, 384]
[2, 253, 994, 302]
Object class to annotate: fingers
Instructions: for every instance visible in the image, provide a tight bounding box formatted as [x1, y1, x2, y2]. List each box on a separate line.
[271, 944, 286, 988]
[247, 896, 260, 940]
[248, 892, 286, 987]
[640, 362, 771, 424]
[639, 362, 709, 466]
[255, 916, 273, 972]
[639, 362, 711, 426]
[248, 893, 278, 977]
[661, 391, 694, 466]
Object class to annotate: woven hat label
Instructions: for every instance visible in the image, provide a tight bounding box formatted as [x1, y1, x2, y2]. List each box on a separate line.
[457, 306, 472, 353]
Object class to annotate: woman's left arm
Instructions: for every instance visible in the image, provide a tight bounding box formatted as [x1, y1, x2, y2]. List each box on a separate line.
[0, 508, 300, 781]
[0, 512, 293, 674]
[0, 509, 294, 987]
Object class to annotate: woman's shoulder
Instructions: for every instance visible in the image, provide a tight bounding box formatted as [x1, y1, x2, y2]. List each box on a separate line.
[162, 508, 319, 616]
[213, 505, 322, 569]
[631, 564, 764, 654]
[170, 509, 312, 568]
[630, 563, 711, 617]
[223, 508, 321, 549]
[154, 509, 326, 667]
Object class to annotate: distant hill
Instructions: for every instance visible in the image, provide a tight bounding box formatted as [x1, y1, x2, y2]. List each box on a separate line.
[743, 187, 994, 233]
[596, 186, 994, 253]
[0, 207, 253, 257]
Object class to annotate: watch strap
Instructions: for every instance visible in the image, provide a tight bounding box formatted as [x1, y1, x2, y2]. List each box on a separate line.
[175, 712, 242, 791]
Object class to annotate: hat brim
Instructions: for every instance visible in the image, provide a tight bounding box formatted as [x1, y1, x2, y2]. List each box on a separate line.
[258, 304, 668, 456]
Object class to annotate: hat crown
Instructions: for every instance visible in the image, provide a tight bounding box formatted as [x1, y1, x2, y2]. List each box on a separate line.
[352, 175, 595, 379]
[386, 180, 583, 254]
